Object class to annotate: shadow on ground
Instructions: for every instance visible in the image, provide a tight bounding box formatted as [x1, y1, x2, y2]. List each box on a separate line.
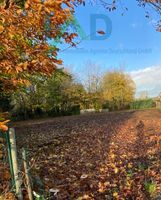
[14, 110, 161, 199]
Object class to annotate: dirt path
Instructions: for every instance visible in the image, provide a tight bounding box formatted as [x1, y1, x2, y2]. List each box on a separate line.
[14, 110, 161, 199]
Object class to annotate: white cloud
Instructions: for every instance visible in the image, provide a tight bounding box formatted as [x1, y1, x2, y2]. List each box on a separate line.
[130, 65, 161, 97]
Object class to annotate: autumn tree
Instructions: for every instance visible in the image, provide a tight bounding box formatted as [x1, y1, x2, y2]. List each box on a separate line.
[0, 0, 84, 130]
[80, 61, 104, 110]
[81, 61, 102, 94]
[102, 70, 136, 110]
[0, 0, 83, 86]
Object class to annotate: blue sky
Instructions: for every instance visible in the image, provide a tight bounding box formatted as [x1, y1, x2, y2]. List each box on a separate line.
[58, 1, 161, 97]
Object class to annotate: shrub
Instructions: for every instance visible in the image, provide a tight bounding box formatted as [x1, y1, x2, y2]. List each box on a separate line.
[130, 99, 155, 110]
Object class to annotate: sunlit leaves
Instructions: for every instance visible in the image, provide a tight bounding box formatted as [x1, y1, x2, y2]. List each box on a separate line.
[0, 25, 4, 33]
[12, 110, 161, 199]
[102, 70, 136, 110]
[0, 0, 82, 133]
[0, 115, 9, 131]
[0, 0, 81, 88]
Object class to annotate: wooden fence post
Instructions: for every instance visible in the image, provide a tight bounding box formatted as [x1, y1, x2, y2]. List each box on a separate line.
[22, 148, 33, 200]
[9, 128, 23, 200]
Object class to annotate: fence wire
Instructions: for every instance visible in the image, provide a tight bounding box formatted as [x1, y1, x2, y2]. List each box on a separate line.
[0, 130, 46, 200]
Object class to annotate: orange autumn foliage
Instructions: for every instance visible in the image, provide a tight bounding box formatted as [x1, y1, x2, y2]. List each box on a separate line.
[0, 118, 10, 132]
[0, 0, 84, 131]
[0, 0, 83, 87]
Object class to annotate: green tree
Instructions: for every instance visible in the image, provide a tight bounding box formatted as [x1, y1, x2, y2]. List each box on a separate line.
[10, 69, 86, 119]
[11, 75, 47, 119]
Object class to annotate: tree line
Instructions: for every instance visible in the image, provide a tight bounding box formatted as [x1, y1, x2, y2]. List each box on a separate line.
[0, 65, 138, 120]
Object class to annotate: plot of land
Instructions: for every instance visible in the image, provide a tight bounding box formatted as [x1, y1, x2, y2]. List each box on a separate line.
[14, 110, 161, 199]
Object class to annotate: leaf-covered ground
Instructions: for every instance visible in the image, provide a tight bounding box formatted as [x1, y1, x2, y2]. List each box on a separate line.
[14, 110, 161, 199]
